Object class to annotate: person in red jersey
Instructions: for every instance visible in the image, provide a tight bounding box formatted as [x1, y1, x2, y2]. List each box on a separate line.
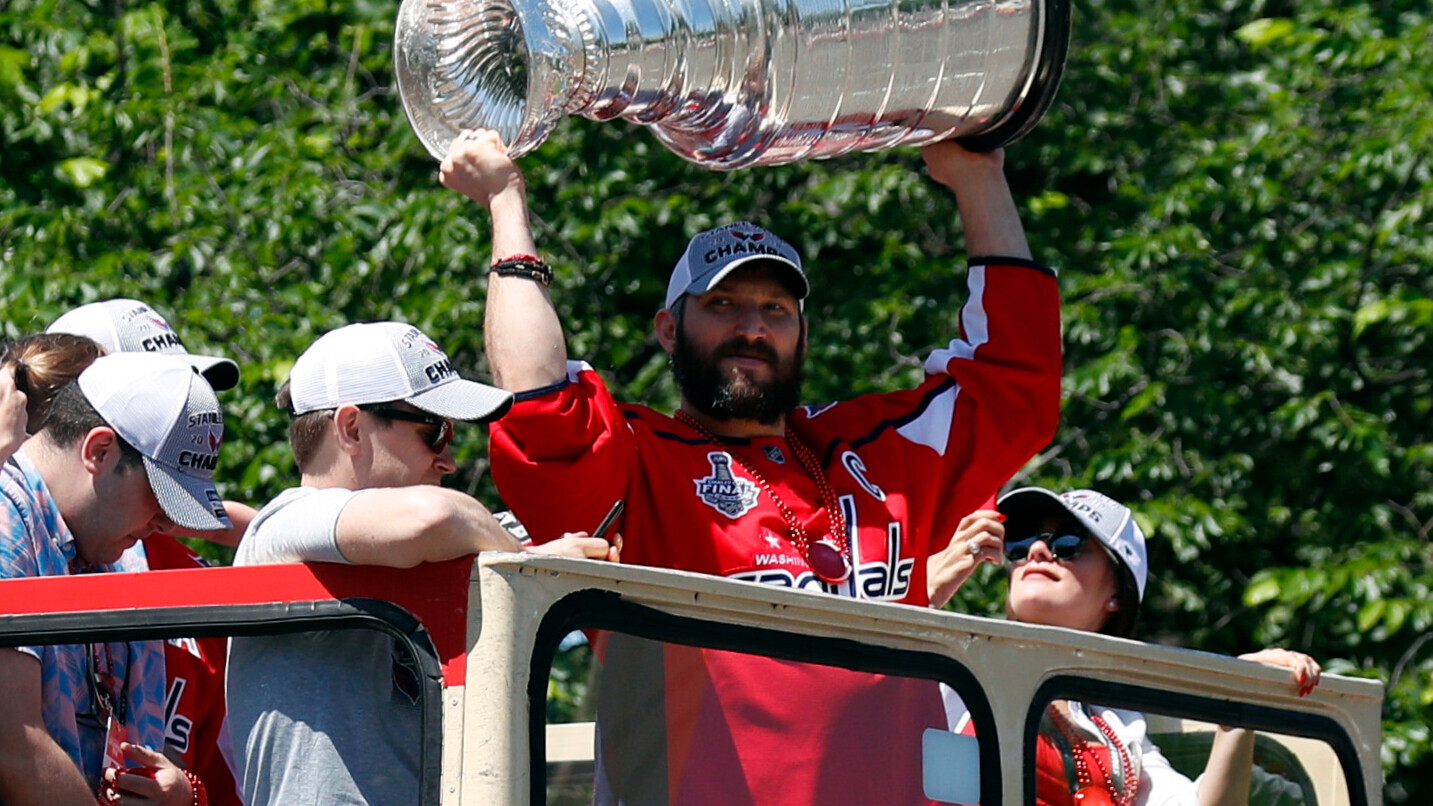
[445, 130, 1062, 805]
[142, 537, 244, 806]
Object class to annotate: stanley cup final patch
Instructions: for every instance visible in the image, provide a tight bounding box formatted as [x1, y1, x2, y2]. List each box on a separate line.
[694, 451, 761, 518]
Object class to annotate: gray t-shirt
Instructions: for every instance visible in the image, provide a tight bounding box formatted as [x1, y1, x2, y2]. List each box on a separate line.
[227, 486, 423, 806]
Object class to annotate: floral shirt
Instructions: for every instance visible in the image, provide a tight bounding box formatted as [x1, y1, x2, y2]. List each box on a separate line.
[0, 451, 167, 789]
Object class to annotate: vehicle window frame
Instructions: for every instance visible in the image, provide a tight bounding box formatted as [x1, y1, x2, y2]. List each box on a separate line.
[528, 588, 1001, 806]
[0, 596, 446, 805]
[1028, 675, 1371, 806]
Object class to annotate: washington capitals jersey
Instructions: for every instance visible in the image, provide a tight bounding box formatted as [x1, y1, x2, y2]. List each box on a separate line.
[143, 535, 243, 806]
[490, 258, 1061, 607]
[491, 258, 1059, 805]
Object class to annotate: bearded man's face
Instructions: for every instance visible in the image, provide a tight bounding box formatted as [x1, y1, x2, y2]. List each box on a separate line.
[669, 268, 807, 425]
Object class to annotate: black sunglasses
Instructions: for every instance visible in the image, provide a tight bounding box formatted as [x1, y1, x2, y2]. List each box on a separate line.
[359, 404, 454, 453]
[1003, 531, 1092, 564]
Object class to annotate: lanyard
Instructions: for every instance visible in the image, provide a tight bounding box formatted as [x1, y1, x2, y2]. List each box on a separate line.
[86, 640, 129, 727]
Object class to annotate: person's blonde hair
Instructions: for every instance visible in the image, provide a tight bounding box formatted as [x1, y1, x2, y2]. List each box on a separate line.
[276, 379, 339, 471]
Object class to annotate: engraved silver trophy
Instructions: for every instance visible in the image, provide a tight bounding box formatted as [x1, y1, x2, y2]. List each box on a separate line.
[394, 0, 1068, 169]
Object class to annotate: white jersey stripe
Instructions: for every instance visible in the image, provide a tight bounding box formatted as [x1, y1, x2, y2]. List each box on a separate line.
[895, 383, 961, 456]
[566, 360, 595, 381]
[839, 494, 859, 598]
[924, 263, 990, 374]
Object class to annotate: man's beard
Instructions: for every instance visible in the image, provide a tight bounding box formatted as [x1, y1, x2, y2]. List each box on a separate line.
[671, 328, 805, 425]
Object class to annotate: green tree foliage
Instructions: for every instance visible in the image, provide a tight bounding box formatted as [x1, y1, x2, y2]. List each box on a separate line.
[2, 0, 1429, 796]
[1012, 1, 1433, 798]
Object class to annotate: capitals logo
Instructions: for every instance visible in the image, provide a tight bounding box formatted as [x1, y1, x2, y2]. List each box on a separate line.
[190, 428, 220, 452]
[732, 497, 914, 602]
[693, 452, 760, 518]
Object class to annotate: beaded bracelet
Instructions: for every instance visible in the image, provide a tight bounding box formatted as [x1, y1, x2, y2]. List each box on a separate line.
[490, 254, 553, 287]
[185, 770, 209, 806]
[93, 767, 208, 805]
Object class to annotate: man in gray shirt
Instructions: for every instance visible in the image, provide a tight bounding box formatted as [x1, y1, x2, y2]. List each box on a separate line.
[226, 321, 616, 806]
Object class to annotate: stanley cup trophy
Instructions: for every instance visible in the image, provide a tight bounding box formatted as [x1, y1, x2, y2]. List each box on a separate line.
[394, 0, 1069, 169]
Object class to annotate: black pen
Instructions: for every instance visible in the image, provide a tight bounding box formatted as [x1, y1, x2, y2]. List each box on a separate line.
[592, 499, 625, 541]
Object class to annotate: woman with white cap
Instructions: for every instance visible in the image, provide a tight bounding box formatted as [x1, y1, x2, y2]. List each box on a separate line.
[934, 487, 1321, 806]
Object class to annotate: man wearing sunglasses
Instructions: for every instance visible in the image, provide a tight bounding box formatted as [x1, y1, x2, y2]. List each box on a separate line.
[226, 321, 617, 806]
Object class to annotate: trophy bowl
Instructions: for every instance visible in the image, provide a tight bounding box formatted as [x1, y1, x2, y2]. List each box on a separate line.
[396, 0, 1069, 168]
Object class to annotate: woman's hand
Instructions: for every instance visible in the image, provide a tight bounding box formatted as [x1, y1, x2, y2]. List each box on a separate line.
[1239, 648, 1322, 697]
[928, 510, 1004, 608]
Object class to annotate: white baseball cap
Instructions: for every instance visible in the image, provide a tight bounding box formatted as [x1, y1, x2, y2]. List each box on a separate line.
[77, 353, 232, 532]
[48, 299, 240, 391]
[286, 322, 514, 422]
[997, 487, 1149, 601]
[664, 222, 809, 310]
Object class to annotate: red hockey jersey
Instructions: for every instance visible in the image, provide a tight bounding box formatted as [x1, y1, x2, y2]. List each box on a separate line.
[143, 536, 244, 806]
[490, 259, 1061, 804]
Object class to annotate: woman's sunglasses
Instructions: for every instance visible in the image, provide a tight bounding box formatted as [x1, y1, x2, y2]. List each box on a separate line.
[1003, 531, 1092, 564]
[359, 404, 455, 453]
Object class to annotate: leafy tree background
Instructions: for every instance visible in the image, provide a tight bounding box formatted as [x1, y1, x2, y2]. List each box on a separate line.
[2, 0, 1429, 797]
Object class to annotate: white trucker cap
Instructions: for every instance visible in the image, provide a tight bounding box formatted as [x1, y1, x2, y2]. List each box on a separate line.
[48, 299, 240, 391]
[286, 322, 513, 423]
[78, 353, 232, 532]
[997, 487, 1149, 601]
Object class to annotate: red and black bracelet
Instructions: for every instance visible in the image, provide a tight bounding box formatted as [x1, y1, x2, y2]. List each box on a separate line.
[490, 253, 553, 287]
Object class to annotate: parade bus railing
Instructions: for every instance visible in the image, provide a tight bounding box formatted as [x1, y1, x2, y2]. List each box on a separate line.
[0, 553, 1384, 805]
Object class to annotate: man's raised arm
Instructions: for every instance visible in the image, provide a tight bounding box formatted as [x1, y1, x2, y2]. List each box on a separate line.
[441, 129, 568, 392]
[920, 141, 1032, 260]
